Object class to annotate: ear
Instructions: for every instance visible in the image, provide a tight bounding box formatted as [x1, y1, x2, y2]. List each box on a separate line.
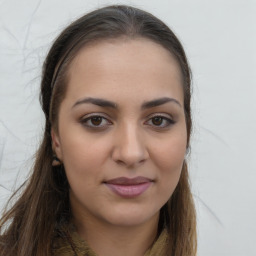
[51, 128, 63, 160]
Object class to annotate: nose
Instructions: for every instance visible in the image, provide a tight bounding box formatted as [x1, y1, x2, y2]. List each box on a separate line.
[111, 123, 149, 168]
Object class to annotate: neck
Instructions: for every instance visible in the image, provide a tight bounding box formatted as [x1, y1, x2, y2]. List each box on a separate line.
[72, 212, 159, 256]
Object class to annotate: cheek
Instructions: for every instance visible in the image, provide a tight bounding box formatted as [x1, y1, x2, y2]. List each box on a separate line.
[151, 131, 187, 194]
[59, 133, 111, 182]
[152, 131, 187, 170]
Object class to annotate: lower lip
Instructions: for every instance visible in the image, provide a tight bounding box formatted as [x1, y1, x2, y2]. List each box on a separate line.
[105, 182, 152, 198]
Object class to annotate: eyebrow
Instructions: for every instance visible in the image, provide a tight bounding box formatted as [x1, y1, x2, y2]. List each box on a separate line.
[72, 97, 182, 109]
[141, 97, 182, 109]
[72, 97, 117, 109]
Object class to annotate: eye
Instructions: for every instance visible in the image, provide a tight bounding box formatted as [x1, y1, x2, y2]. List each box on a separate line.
[80, 115, 112, 129]
[145, 115, 174, 128]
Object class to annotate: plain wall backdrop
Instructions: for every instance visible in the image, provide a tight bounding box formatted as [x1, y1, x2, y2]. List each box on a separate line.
[0, 0, 255, 255]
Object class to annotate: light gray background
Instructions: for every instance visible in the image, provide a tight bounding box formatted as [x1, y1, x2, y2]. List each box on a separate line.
[0, 0, 255, 255]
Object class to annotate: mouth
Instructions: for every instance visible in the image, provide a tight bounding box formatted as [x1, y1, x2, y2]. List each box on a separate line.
[104, 176, 153, 198]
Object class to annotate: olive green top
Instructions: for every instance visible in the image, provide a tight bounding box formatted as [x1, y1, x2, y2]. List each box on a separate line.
[52, 223, 168, 256]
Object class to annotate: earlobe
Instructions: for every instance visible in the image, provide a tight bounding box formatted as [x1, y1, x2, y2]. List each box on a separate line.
[51, 128, 63, 160]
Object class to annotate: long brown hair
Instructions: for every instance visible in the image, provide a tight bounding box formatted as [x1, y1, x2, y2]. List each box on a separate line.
[0, 5, 196, 256]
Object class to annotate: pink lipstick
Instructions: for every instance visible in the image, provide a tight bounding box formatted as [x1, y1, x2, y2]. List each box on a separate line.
[104, 176, 153, 198]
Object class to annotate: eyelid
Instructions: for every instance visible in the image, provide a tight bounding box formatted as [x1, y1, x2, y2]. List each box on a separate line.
[145, 112, 174, 121]
[80, 113, 113, 129]
[79, 112, 175, 130]
[80, 112, 110, 119]
[144, 113, 175, 128]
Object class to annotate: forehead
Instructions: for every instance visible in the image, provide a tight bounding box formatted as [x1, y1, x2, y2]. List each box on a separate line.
[65, 38, 183, 105]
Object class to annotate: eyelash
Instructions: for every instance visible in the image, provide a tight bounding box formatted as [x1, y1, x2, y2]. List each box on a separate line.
[145, 115, 175, 128]
[80, 114, 112, 129]
[80, 114, 175, 130]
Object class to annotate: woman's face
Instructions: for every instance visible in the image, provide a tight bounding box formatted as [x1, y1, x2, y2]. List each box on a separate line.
[52, 38, 187, 228]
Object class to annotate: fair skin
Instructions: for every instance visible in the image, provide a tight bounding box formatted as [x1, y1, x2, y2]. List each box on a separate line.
[52, 38, 187, 256]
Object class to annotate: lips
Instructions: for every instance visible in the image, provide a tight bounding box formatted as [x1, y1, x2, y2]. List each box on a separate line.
[104, 176, 153, 198]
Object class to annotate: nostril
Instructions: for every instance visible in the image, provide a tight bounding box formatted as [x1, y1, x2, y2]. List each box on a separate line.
[114, 156, 147, 168]
[115, 159, 126, 165]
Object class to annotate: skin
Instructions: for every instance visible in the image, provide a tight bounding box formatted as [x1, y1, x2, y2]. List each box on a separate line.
[52, 38, 187, 256]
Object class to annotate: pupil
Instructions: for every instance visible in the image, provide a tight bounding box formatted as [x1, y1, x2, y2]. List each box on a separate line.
[152, 117, 163, 126]
[91, 117, 102, 126]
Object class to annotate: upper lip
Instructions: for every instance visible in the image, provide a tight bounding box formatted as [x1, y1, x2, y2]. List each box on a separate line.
[104, 176, 153, 185]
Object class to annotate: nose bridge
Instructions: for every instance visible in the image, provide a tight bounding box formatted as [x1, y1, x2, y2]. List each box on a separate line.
[112, 120, 147, 167]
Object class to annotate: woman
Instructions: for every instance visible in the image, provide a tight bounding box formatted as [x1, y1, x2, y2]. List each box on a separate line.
[0, 5, 196, 256]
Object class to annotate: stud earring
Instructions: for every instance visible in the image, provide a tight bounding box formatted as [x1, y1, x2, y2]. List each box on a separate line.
[52, 155, 62, 166]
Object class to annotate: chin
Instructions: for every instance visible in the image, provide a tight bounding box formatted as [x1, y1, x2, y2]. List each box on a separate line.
[102, 206, 159, 227]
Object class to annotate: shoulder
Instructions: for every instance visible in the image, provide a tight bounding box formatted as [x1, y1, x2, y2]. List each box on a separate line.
[144, 229, 168, 256]
[52, 226, 74, 256]
[52, 222, 97, 256]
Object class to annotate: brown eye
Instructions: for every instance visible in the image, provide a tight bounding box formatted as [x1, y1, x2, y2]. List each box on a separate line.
[81, 115, 112, 129]
[91, 116, 103, 126]
[152, 116, 163, 126]
[145, 115, 175, 128]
